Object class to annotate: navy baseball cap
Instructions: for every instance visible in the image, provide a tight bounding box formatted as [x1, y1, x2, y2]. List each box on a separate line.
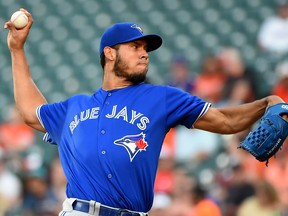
[99, 22, 162, 55]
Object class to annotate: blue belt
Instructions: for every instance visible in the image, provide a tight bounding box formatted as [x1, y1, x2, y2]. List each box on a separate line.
[72, 200, 148, 216]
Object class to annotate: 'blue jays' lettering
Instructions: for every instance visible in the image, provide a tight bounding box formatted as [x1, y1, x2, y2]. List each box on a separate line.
[106, 105, 149, 130]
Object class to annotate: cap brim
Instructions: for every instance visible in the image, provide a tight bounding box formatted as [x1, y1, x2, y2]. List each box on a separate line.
[121, 34, 162, 52]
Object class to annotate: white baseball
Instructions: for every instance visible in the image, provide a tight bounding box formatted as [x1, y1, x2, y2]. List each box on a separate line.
[10, 11, 28, 29]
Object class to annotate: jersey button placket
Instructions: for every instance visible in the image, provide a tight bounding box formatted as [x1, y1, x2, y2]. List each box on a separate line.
[106, 92, 111, 105]
[101, 91, 113, 180]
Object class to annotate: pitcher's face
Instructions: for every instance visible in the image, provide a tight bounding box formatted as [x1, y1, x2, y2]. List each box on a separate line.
[113, 40, 149, 84]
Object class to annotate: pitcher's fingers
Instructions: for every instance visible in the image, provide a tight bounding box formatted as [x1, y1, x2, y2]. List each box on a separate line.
[19, 8, 33, 29]
[19, 8, 29, 13]
[4, 21, 16, 30]
[19, 8, 32, 19]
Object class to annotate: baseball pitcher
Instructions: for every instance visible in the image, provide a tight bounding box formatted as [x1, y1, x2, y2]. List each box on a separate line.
[5, 9, 288, 216]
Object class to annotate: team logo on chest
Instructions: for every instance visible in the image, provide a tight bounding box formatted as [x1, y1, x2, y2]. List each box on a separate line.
[114, 133, 148, 162]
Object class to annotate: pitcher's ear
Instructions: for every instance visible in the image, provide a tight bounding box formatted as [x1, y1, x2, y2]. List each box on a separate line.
[103, 47, 117, 61]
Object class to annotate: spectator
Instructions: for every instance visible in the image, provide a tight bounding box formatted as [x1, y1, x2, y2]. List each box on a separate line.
[217, 47, 262, 100]
[154, 146, 175, 197]
[22, 168, 59, 216]
[272, 61, 288, 102]
[193, 55, 226, 103]
[218, 79, 256, 107]
[149, 193, 172, 216]
[188, 183, 222, 216]
[264, 140, 288, 214]
[257, 2, 288, 54]
[49, 157, 67, 213]
[222, 128, 267, 183]
[237, 180, 281, 216]
[0, 151, 23, 215]
[174, 126, 222, 164]
[166, 55, 195, 93]
[165, 168, 195, 216]
[0, 106, 36, 153]
[222, 164, 255, 216]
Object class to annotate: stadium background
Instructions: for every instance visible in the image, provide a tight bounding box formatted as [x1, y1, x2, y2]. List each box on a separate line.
[0, 0, 286, 116]
[0, 0, 288, 215]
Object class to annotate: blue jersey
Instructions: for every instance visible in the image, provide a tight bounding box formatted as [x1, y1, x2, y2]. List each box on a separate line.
[36, 83, 210, 212]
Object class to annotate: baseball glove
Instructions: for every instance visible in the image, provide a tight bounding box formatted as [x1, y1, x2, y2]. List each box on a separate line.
[238, 103, 288, 165]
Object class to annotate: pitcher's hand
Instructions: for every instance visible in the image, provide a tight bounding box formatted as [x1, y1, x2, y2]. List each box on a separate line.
[4, 8, 33, 51]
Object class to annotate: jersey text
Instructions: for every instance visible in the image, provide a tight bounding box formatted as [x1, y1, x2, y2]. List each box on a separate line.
[106, 105, 149, 130]
[69, 107, 100, 134]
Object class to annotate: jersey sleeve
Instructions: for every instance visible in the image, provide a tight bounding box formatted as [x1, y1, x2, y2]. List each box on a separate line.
[36, 100, 68, 145]
[165, 86, 211, 129]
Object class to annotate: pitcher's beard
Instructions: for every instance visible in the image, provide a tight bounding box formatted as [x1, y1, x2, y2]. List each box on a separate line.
[113, 55, 148, 84]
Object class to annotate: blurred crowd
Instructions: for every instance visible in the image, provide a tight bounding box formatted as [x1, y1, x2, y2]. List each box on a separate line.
[0, 106, 66, 216]
[1, 2, 288, 216]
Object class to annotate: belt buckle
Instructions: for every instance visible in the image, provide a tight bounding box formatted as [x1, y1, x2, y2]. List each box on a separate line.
[118, 209, 131, 216]
[118, 209, 128, 216]
[118, 209, 146, 216]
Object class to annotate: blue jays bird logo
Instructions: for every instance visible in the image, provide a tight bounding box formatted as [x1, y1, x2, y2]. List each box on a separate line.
[114, 133, 148, 162]
[131, 24, 143, 34]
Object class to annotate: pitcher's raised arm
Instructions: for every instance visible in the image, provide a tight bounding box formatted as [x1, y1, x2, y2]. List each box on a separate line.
[5, 9, 47, 132]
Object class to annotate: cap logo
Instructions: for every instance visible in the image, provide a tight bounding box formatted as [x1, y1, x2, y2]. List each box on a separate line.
[131, 24, 143, 34]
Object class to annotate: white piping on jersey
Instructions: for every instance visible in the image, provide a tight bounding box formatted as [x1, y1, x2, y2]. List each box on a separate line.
[36, 105, 45, 129]
[36, 105, 50, 142]
[192, 102, 211, 128]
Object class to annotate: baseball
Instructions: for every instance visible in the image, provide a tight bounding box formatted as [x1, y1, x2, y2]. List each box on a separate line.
[10, 11, 28, 29]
